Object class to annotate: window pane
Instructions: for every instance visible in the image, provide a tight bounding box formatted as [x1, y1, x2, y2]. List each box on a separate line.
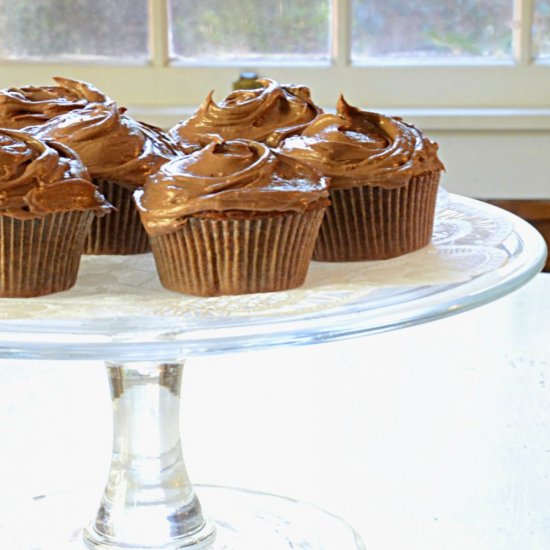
[170, 0, 330, 61]
[352, 0, 513, 61]
[0, 0, 148, 60]
[534, 0, 550, 59]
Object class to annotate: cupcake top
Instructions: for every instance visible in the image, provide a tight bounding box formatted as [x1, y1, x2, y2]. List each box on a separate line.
[170, 78, 322, 148]
[30, 102, 180, 190]
[0, 77, 113, 130]
[279, 96, 444, 189]
[135, 139, 329, 236]
[0, 128, 113, 220]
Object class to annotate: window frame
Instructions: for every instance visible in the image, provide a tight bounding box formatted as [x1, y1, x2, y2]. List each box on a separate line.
[0, 0, 549, 110]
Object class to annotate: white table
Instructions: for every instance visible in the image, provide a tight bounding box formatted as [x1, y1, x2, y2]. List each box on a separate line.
[1, 272, 548, 550]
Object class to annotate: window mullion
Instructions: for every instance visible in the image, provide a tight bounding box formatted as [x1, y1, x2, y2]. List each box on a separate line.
[149, 0, 170, 67]
[332, 0, 351, 67]
[513, 0, 534, 65]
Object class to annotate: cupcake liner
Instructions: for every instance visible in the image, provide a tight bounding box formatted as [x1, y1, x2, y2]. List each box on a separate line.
[0, 210, 94, 297]
[314, 172, 440, 261]
[84, 180, 150, 255]
[149, 209, 325, 296]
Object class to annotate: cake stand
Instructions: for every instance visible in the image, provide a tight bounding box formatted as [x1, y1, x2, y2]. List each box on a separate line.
[0, 194, 546, 550]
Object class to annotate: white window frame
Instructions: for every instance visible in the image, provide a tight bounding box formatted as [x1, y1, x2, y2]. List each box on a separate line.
[1, 0, 549, 122]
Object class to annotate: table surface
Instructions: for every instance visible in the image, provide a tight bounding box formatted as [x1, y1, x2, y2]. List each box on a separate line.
[1, 273, 549, 550]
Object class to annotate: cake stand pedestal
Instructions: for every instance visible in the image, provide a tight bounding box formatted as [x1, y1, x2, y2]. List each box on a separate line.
[0, 195, 546, 549]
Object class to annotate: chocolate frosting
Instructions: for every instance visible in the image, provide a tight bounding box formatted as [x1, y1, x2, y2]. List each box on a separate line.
[279, 97, 444, 189]
[30, 102, 179, 190]
[0, 77, 112, 130]
[170, 79, 322, 148]
[0, 129, 113, 220]
[135, 139, 329, 236]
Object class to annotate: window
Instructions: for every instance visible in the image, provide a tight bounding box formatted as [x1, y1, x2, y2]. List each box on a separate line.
[351, 0, 513, 61]
[0, 0, 549, 110]
[0, 0, 148, 60]
[534, 0, 550, 58]
[170, 0, 331, 62]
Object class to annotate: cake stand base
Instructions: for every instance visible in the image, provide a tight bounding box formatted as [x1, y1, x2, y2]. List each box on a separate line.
[2, 485, 365, 550]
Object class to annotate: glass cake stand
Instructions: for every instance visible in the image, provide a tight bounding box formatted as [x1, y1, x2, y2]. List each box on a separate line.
[0, 194, 546, 550]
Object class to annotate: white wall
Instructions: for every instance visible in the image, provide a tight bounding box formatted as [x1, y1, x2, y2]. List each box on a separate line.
[432, 131, 550, 199]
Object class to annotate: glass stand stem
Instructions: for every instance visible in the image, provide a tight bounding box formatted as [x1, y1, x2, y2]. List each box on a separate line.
[83, 361, 216, 550]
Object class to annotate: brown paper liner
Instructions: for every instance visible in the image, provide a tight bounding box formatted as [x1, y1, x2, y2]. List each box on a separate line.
[313, 172, 441, 262]
[149, 208, 325, 296]
[0, 210, 93, 297]
[84, 180, 150, 255]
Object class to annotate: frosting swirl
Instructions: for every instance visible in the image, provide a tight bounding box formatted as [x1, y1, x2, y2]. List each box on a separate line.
[30, 103, 179, 190]
[0, 128, 113, 220]
[170, 79, 322, 148]
[0, 77, 113, 130]
[135, 139, 329, 236]
[279, 96, 444, 189]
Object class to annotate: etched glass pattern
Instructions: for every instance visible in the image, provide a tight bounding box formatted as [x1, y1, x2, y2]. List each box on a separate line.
[351, 0, 513, 61]
[170, 0, 330, 61]
[0, 0, 149, 60]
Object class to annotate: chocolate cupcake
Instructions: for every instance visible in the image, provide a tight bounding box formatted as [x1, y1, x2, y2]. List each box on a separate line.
[0, 129, 112, 297]
[1, 77, 181, 254]
[279, 97, 445, 261]
[170, 78, 322, 149]
[135, 139, 329, 296]
[22, 80, 181, 254]
[0, 76, 110, 130]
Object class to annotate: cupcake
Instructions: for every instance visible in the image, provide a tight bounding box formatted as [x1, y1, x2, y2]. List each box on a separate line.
[279, 97, 445, 261]
[22, 80, 181, 254]
[134, 139, 330, 296]
[1, 77, 182, 254]
[0, 76, 112, 130]
[170, 78, 322, 149]
[0, 129, 112, 297]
